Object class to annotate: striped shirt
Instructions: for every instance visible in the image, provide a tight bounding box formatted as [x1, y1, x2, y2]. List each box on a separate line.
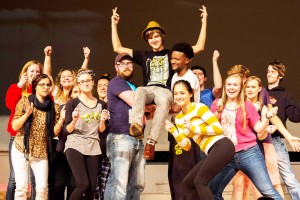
[169, 102, 224, 155]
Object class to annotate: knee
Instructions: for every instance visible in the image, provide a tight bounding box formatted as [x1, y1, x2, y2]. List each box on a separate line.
[77, 181, 90, 193]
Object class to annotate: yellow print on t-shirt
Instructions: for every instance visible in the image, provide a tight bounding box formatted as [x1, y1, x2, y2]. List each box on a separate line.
[81, 112, 101, 123]
[148, 54, 169, 85]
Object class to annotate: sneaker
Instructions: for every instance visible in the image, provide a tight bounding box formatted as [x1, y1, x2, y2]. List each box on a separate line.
[129, 123, 143, 138]
[144, 140, 155, 160]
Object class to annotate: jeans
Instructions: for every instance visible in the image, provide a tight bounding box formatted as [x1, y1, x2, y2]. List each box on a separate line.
[130, 86, 173, 141]
[272, 136, 300, 200]
[209, 144, 282, 200]
[11, 142, 48, 200]
[6, 136, 36, 200]
[104, 133, 146, 200]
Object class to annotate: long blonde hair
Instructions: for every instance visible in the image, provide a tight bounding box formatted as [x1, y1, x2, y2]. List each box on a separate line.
[221, 74, 247, 128]
[18, 60, 43, 96]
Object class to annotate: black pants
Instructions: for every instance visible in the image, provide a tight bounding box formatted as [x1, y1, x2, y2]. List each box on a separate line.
[182, 137, 235, 200]
[66, 148, 99, 200]
[168, 134, 202, 200]
[48, 140, 76, 200]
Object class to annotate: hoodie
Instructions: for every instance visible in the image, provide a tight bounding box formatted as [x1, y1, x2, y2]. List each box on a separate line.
[267, 86, 300, 137]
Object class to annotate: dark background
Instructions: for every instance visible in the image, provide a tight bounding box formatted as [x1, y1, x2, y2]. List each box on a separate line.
[1, 0, 300, 115]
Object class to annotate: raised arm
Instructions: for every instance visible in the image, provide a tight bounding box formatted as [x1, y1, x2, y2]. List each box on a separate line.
[191, 5, 207, 55]
[212, 50, 222, 98]
[81, 47, 90, 69]
[43, 46, 52, 76]
[111, 7, 133, 56]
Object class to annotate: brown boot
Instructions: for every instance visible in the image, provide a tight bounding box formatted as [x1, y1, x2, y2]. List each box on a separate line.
[144, 140, 155, 160]
[129, 122, 143, 138]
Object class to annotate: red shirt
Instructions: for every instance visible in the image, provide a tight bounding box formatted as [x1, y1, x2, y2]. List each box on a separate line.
[5, 84, 32, 136]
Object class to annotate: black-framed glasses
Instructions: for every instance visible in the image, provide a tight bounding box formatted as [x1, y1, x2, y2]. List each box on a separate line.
[78, 79, 92, 85]
[117, 61, 133, 68]
[37, 83, 52, 88]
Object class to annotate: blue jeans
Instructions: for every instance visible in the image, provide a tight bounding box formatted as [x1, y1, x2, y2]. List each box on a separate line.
[209, 144, 282, 200]
[104, 133, 145, 200]
[6, 136, 36, 200]
[272, 136, 300, 200]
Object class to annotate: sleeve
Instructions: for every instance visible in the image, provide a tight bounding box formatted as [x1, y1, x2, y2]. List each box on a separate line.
[54, 103, 60, 126]
[132, 50, 144, 66]
[246, 102, 260, 128]
[109, 78, 131, 97]
[13, 97, 26, 121]
[189, 104, 223, 136]
[285, 94, 300, 122]
[6, 84, 23, 110]
[210, 99, 219, 113]
[64, 98, 78, 125]
[261, 87, 271, 106]
[168, 123, 192, 151]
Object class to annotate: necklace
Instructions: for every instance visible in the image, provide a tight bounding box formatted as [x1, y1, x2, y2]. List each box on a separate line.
[225, 102, 237, 111]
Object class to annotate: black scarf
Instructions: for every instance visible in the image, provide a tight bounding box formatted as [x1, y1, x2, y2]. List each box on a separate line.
[23, 94, 55, 161]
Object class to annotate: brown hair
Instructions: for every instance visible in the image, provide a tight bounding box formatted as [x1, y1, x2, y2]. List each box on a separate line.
[227, 64, 250, 79]
[269, 60, 286, 78]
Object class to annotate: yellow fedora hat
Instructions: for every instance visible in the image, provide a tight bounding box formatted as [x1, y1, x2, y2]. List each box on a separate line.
[142, 21, 166, 41]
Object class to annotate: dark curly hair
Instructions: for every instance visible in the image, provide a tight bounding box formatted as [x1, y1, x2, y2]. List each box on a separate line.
[172, 42, 194, 59]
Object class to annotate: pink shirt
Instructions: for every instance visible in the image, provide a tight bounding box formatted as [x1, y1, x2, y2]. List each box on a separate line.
[211, 100, 260, 152]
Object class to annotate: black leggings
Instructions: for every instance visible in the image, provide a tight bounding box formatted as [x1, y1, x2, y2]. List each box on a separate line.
[182, 137, 235, 200]
[66, 148, 99, 200]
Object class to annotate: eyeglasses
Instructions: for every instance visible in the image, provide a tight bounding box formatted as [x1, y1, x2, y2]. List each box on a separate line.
[117, 61, 133, 68]
[78, 79, 92, 85]
[37, 83, 52, 88]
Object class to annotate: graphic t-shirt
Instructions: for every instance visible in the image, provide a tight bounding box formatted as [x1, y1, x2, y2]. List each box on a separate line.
[133, 49, 173, 88]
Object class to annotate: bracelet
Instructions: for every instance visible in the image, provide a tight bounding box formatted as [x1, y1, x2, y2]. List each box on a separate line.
[266, 113, 271, 120]
[57, 121, 63, 126]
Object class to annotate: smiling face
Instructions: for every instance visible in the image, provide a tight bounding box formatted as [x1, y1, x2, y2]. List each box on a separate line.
[60, 70, 75, 88]
[245, 79, 261, 102]
[171, 51, 190, 73]
[267, 65, 281, 88]
[173, 82, 193, 109]
[97, 78, 109, 101]
[147, 32, 164, 52]
[27, 64, 41, 84]
[225, 75, 242, 102]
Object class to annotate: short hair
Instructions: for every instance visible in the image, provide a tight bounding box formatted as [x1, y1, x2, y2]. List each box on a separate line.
[97, 73, 111, 82]
[144, 29, 165, 41]
[227, 65, 250, 78]
[191, 65, 207, 77]
[172, 43, 194, 59]
[269, 60, 286, 78]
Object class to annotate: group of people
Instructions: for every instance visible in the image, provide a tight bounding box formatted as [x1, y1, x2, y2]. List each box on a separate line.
[5, 4, 300, 200]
